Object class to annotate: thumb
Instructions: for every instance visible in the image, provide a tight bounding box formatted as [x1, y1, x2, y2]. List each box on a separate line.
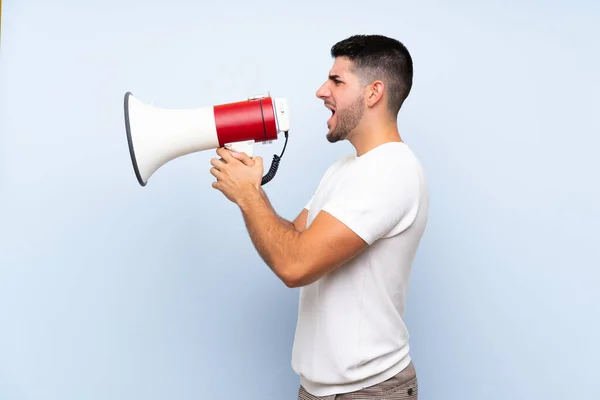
[230, 151, 254, 166]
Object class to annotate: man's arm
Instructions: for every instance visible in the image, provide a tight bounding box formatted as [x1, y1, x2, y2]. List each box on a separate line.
[238, 188, 367, 288]
[259, 188, 309, 232]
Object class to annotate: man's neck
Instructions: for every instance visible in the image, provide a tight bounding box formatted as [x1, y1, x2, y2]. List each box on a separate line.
[350, 123, 403, 157]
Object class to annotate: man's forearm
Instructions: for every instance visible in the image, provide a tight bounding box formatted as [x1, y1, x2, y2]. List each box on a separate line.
[237, 188, 303, 286]
[258, 188, 297, 231]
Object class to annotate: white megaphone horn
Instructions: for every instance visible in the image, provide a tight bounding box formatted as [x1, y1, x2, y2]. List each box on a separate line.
[123, 91, 290, 187]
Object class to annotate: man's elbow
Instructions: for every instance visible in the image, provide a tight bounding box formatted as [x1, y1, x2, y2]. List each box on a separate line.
[283, 277, 303, 288]
[278, 261, 321, 288]
[280, 266, 305, 288]
[265, 258, 301, 288]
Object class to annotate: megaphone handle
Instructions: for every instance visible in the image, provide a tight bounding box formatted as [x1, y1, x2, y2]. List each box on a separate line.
[224, 140, 255, 157]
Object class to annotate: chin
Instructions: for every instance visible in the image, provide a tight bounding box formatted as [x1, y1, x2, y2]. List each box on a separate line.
[326, 131, 340, 143]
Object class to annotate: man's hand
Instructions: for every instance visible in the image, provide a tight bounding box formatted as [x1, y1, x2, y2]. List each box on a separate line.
[210, 148, 264, 205]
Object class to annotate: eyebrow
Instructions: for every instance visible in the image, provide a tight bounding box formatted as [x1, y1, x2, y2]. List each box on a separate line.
[329, 74, 342, 81]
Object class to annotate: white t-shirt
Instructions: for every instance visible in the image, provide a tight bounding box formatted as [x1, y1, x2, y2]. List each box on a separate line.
[291, 141, 429, 396]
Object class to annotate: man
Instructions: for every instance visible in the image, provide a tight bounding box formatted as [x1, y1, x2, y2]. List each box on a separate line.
[209, 34, 429, 399]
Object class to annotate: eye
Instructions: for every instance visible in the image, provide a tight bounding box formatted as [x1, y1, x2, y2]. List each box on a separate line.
[328, 75, 343, 86]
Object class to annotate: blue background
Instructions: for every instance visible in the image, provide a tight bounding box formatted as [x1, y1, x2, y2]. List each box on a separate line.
[1, 0, 599, 399]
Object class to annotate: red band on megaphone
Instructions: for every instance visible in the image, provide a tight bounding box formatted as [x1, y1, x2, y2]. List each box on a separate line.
[214, 97, 278, 146]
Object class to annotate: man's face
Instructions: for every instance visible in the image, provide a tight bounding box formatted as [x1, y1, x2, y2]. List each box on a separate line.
[316, 57, 365, 143]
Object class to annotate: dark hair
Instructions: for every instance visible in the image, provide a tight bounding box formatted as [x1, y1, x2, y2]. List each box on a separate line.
[331, 34, 413, 115]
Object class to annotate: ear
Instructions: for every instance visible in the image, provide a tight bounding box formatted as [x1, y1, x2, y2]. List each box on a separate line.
[365, 80, 385, 108]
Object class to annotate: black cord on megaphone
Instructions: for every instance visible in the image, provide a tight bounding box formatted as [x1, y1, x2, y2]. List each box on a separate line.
[261, 131, 289, 186]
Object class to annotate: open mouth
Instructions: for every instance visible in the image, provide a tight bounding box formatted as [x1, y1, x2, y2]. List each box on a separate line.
[327, 108, 336, 122]
[325, 104, 336, 117]
[327, 110, 336, 129]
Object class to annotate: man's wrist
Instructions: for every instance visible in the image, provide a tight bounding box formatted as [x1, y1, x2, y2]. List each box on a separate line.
[236, 186, 263, 211]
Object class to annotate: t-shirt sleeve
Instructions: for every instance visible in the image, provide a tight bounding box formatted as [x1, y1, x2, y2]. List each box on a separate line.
[319, 163, 420, 245]
[304, 195, 314, 210]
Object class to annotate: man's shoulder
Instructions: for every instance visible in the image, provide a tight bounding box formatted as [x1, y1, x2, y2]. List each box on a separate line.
[319, 144, 425, 188]
[355, 143, 424, 178]
[364, 142, 420, 165]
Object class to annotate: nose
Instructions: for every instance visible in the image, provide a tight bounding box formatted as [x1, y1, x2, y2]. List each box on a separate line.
[315, 82, 330, 99]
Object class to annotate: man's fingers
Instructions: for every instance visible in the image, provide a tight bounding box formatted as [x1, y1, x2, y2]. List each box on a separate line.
[216, 147, 237, 163]
[210, 157, 226, 169]
[230, 151, 254, 166]
[216, 147, 256, 166]
[209, 167, 224, 179]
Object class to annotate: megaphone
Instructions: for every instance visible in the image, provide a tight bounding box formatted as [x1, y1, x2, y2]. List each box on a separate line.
[123, 92, 290, 187]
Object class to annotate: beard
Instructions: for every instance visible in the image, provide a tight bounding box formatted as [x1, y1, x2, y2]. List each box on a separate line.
[326, 94, 364, 143]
